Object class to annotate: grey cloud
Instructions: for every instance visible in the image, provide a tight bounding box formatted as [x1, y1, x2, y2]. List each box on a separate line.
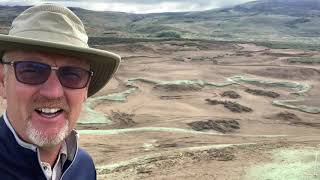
[0, 0, 255, 13]
[40, 0, 220, 5]
[51, 0, 253, 6]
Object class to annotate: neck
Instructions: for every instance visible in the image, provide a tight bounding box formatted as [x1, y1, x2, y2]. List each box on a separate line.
[39, 144, 62, 166]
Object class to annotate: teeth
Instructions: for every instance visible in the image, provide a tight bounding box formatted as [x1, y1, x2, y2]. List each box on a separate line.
[37, 108, 61, 114]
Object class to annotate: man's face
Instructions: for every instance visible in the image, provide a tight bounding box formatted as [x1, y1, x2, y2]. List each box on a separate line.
[0, 50, 89, 148]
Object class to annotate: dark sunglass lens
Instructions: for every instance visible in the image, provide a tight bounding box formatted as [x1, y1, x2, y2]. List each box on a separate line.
[15, 61, 50, 85]
[58, 66, 90, 89]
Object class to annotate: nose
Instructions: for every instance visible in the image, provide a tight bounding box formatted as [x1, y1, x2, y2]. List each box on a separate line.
[39, 71, 64, 99]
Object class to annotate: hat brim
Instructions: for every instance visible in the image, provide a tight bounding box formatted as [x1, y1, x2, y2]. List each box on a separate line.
[0, 34, 121, 97]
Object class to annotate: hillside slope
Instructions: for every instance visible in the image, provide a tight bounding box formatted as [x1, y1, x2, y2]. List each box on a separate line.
[1, 0, 320, 47]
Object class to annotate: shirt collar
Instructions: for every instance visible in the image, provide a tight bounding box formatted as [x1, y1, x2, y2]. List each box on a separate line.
[3, 112, 78, 161]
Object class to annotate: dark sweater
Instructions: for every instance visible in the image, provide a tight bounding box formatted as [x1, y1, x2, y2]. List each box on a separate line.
[0, 116, 96, 180]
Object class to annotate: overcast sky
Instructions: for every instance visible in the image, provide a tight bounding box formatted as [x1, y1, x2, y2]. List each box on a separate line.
[0, 0, 256, 13]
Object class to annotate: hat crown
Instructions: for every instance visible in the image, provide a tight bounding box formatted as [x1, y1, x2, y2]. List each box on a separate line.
[9, 3, 89, 47]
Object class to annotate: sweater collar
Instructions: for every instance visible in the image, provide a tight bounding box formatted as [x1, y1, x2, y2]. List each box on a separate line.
[3, 112, 78, 161]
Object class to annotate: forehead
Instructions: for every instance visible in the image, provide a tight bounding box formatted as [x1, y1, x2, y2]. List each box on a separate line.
[3, 50, 89, 67]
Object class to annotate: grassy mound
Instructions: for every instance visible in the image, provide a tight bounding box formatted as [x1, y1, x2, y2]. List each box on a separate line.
[245, 147, 320, 180]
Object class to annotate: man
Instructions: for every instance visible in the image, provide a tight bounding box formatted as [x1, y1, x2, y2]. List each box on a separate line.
[0, 3, 120, 180]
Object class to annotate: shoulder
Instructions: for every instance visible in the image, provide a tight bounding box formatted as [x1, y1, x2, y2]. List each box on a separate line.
[63, 148, 96, 180]
[76, 147, 95, 165]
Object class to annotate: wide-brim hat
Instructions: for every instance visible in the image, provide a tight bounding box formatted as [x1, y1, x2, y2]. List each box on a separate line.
[0, 3, 121, 97]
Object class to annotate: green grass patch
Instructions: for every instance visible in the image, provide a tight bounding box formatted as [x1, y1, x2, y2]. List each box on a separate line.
[273, 99, 320, 114]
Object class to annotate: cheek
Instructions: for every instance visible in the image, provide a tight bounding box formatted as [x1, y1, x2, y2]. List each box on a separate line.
[65, 90, 86, 124]
[6, 79, 36, 111]
[5, 77, 38, 133]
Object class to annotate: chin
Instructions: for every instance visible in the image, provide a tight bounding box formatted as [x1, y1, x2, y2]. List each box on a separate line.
[26, 120, 70, 148]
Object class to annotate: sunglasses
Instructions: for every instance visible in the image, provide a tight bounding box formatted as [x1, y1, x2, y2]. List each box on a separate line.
[1, 60, 93, 89]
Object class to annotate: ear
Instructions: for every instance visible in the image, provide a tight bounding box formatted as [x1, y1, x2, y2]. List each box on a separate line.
[83, 88, 88, 102]
[0, 65, 6, 99]
[83, 85, 90, 102]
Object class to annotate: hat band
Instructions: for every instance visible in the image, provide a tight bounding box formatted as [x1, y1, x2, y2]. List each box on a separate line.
[10, 30, 88, 48]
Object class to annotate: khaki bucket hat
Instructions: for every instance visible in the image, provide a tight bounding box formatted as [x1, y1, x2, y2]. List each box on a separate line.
[0, 3, 121, 97]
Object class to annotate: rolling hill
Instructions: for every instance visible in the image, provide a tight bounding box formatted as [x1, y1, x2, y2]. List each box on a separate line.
[1, 0, 320, 49]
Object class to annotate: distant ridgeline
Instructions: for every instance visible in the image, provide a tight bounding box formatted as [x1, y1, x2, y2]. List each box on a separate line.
[1, 0, 320, 49]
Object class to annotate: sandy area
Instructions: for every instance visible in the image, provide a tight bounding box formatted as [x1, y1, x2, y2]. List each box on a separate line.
[80, 41, 320, 179]
[3, 40, 320, 179]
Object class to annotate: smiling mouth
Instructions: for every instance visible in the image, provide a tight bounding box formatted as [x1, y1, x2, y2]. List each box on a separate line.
[35, 108, 64, 118]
